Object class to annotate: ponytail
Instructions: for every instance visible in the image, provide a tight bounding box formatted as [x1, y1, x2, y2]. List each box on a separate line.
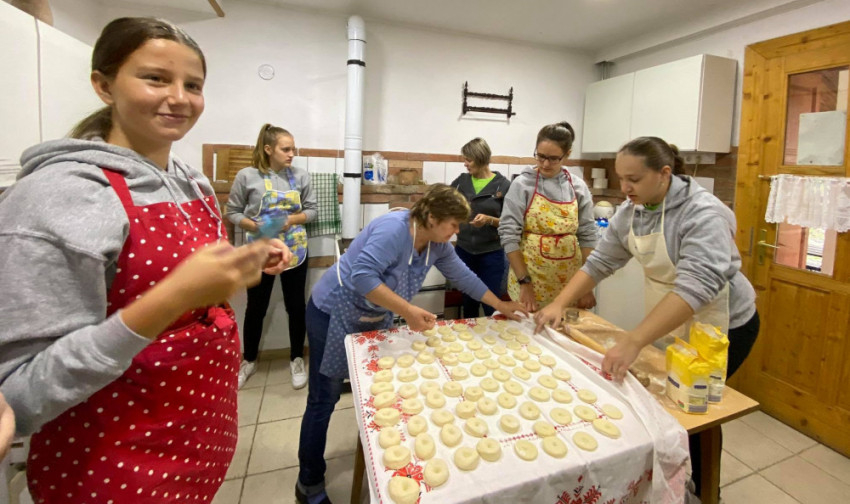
[69, 106, 112, 140]
[619, 136, 685, 175]
[668, 143, 685, 175]
[252, 123, 291, 174]
[536, 121, 575, 154]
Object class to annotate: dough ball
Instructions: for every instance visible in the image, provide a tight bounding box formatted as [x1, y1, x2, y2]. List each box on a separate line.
[414, 433, 437, 460]
[542, 436, 568, 458]
[425, 390, 446, 409]
[441, 332, 457, 343]
[398, 384, 418, 399]
[482, 358, 500, 370]
[416, 351, 435, 364]
[477, 397, 498, 416]
[371, 382, 394, 396]
[433, 345, 450, 358]
[455, 401, 477, 419]
[470, 363, 488, 377]
[388, 475, 420, 504]
[451, 367, 469, 381]
[516, 334, 530, 344]
[448, 342, 464, 353]
[464, 385, 484, 402]
[422, 328, 437, 337]
[375, 408, 401, 427]
[423, 459, 449, 488]
[526, 344, 542, 356]
[419, 381, 440, 395]
[550, 407, 573, 426]
[577, 389, 598, 404]
[374, 370, 394, 383]
[512, 350, 530, 361]
[378, 356, 396, 369]
[438, 326, 453, 336]
[452, 323, 469, 332]
[457, 331, 474, 342]
[523, 359, 542, 372]
[396, 354, 416, 368]
[473, 324, 488, 334]
[379, 428, 401, 448]
[482, 335, 497, 345]
[505, 341, 522, 351]
[411, 340, 427, 352]
[431, 408, 455, 427]
[533, 421, 556, 437]
[552, 389, 573, 404]
[397, 368, 419, 383]
[407, 415, 428, 436]
[467, 340, 483, 351]
[512, 367, 532, 380]
[528, 386, 551, 402]
[443, 382, 463, 397]
[492, 369, 511, 382]
[498, 355, 517, 367]
[479, 377, 500, 392]
[401, 398, 424, 415]
[440, 424, 463, 447]
[498, 331, 515, 342]
[492, 345, 508, 355]
[420, 366, 439, 380]
[374, 391, 397, 409]
[383, 444, 411, 469]
[592, 418, 622, 439]
[601, 404, 624, 420]
[441, 353, 459, 366]
[473, 349, 492, 360]
[453, 446, 480, 471]
[514, 440, 538, 461]
[463, 417, 488, 437]
[573, 431, 598, 451]
[497, 392, 517, 409]
[426, 336, 442, 348]
[537, 375, 558, 389]
[476, 438, 502, 462]
[574, 405, 598, 422]
[499, 414, 520, 434]
[552, 368, 571, 381]
[539, 355, 556, 368]
[503, 380, 524, 396]
[457, 352, 474, 364]
[519, 401, 541, 420]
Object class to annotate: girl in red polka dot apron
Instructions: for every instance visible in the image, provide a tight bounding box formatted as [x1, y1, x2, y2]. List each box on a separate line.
[26, 169, 240, 503]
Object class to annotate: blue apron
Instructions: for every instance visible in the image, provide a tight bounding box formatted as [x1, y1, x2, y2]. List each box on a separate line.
[319, 218, 432, 379]
[246, 169, 308, 268]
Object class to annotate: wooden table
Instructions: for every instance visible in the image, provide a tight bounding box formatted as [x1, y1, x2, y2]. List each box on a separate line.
[349, 311, 759, 504]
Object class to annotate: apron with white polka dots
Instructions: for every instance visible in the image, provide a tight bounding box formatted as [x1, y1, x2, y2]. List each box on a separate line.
[27, 169, 240, 504]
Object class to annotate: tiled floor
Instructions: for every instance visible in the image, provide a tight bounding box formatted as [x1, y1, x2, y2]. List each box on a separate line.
[214, 359, 850, 504]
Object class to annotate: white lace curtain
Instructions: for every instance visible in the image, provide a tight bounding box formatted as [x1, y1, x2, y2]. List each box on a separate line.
[765, 174, 850, 232]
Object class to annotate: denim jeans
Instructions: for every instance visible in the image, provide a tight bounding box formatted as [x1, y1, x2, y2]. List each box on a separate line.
[455, 247, 507, 318]
[297, 298, 344, 496]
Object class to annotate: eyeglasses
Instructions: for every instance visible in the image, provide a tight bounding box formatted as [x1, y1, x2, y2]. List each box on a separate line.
[534, 151, 564, 164]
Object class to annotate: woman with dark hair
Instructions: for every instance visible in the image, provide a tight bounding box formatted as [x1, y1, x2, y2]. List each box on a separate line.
[499, 121, 597, 312]
[227, 124, 317, 389]
[0, 17, 290, 502]
[295, 184, 525, 504]
[535, 136, 759, 499]
[450, 137, 511, 318]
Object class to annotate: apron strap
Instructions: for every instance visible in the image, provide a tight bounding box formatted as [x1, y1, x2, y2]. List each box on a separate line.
[101, 169, 134, 213]
[285, 168, 298, 191]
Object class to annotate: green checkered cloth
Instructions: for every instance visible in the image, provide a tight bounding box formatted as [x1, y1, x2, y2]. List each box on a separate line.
[306, 173, 341, 238]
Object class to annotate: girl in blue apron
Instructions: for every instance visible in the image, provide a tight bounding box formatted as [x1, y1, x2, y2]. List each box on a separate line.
[295, 184, 526, 504]
[226, 124, 318, 389]
[534, 136, 759, 500]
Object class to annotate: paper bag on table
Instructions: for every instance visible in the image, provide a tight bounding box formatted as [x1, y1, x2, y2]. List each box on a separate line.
[689, 322, 729, 403]
[666, 338, 710, 414]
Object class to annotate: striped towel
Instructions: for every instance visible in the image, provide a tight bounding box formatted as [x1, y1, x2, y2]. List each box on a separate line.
[306, 173, 341, 237]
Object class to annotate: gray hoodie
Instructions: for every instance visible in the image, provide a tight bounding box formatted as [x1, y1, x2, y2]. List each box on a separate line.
[0, 138, 221, 435]
[225, 165, 318, 225]
[499, 166, 597, 254]
[582, 175, 756, 329]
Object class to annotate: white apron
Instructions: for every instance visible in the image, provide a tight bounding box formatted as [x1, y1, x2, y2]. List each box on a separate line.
[627, 197, 730, 347]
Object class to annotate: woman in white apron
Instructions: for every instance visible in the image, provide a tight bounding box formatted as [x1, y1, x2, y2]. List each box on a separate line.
[534, 136, 760, 499]
[295, 185, 526, 504]
[226, 124, 318, 389]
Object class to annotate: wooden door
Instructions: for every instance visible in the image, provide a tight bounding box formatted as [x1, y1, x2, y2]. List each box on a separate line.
[732, 21, 850, 456]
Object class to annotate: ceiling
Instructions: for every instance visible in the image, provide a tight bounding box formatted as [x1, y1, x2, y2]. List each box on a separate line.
[244, 0, 819, 60]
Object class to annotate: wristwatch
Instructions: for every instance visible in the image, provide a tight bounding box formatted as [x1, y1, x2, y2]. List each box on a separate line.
[517, 275, 532, 285]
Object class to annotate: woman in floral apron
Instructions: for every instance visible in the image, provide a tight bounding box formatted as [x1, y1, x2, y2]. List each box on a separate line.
[0, 17, 290, 503]
[227, 124, 317, 390]
[295, 185, 526, 504]
[499, 121, 598, 311]
[534, 136, 759, 499]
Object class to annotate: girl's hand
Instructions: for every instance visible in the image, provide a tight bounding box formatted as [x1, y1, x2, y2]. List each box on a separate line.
[519, 283, 538, 312]
[576, 291, 596, 310]
[404, 305, 437, 332]
[533, 303, 563, 333]
[263, 238, 293, 275]
[469, 214, 490, 228]
[165, 241, 270, 310]
[601, 338, 643, 381]
[495, 300, 528, 320]
[0, 392, 16, 460]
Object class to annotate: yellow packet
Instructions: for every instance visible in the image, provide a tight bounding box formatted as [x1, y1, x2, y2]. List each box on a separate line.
[690, 322, 730, 403]
[666, 338, 710, 414]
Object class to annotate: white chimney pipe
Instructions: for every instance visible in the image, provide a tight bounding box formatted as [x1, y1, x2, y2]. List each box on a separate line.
[342, 15, 366, 239]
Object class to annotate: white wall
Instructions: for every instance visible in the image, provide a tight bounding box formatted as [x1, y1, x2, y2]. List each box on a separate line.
[605, 0, 850, 147]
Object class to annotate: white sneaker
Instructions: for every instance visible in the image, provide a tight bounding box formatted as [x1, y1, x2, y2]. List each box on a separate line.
[290, 357, 307, 389]
[237, 360, 257, 390]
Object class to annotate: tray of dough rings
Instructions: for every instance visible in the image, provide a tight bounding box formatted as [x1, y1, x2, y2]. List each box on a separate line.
[344, 314, 690, 504]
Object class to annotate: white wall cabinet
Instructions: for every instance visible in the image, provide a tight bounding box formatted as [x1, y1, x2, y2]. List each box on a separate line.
[582, 54, 737, 153]
[581, 73, 634, 153]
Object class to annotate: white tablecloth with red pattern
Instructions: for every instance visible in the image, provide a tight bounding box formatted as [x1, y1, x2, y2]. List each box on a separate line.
[344, 316, 689, 504]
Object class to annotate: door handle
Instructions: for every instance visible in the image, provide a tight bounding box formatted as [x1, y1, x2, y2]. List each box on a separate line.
[756, 240, 780, 249]
[756, 228, 780, 265]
